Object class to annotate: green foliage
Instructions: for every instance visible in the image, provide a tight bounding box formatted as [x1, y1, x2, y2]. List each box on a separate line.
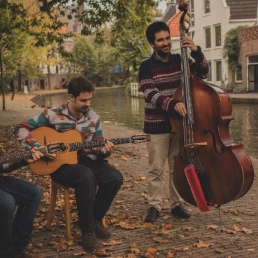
[1, 0, 162, 91]
[38, 0, 159, 36]
[72, 35, 98, 81]
[223, 25, 248, 72]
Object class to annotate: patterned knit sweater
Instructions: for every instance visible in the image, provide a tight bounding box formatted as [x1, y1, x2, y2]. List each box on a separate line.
[139, 46, 209, 134]
[13, 102, 109, 160]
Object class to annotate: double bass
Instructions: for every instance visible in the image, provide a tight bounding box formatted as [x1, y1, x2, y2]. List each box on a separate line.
[170, 1, 254, 211]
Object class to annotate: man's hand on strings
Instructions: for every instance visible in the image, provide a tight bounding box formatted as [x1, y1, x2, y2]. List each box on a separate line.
[174, 102, 187, 116]
[102, 140, 114, 155]
[26, 147, 44, 163]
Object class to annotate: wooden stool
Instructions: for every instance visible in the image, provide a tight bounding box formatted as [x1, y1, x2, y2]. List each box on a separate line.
[46, 179, 72, 240]
[46, 178, 107, 240]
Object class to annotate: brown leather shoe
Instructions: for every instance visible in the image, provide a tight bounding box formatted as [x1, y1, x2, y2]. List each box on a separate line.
[95, 221, 111, 239]
[13, 251, 45, 258]
[82, 232, 102, 251]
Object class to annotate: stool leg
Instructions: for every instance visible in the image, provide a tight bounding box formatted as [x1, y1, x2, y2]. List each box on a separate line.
[46, 180, 58, 229]
[64, 187, 72, 240]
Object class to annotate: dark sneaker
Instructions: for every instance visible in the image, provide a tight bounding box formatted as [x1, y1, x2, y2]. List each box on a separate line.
[171, 203, 191, 219]
[82, 232, 102, 251]
[95, 221, 111, 239]
[144, 207, 159, 222]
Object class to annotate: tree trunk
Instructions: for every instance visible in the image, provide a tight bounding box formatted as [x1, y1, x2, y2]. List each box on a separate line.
[17, 69, 22, 91]
[48, 66, 51, 89]
[0, 52, 6, 111]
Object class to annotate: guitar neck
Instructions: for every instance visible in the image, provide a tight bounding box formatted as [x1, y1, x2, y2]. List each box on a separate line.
[0, 150, 33, 165]
[69, 137, 133, 152]
[0, 147, 48, 166]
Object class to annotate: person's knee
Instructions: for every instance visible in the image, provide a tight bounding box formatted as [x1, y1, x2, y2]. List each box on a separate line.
[74, 166, 96, 185]
[0, 194, 16, 218]
[114, 170, 124, 187]
[32, 184, 42, 203]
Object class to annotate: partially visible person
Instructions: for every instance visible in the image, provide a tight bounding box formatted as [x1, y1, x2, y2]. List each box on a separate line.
[13, 75, 124, 252]
[0, 148, 44, 258]
[139, 21, 209, 222]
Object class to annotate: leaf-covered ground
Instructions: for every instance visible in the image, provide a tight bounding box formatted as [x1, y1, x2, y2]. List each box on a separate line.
[1, 125, 258, 258]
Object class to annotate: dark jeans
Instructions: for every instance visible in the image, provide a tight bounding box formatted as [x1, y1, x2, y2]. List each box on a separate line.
[0, 176, 42, 258]
[51, 157, 123, 233]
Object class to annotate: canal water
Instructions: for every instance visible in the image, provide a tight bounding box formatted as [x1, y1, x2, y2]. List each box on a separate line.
[32, 87, 258, 158]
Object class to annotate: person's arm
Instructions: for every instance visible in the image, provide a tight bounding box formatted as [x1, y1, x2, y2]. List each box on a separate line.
[0, 148, 44, 174]
[139, 60, 182, 114]
[0, 160, 28, 174]
[13, 109, 50, 150]
[180, 36, 209, 79]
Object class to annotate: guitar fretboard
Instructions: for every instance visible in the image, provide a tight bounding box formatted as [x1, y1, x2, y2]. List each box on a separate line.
[0, 147, 48, 166]
[0, 150, 32, 165]
[69, 137, 132, 152]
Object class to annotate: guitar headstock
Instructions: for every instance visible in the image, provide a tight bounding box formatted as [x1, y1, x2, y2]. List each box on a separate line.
[46, 142, 68, 154]
[130, 134, 151, 143]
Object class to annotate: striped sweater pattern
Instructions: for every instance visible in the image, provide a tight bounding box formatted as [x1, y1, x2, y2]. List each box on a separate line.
[139, 46, 209, 134]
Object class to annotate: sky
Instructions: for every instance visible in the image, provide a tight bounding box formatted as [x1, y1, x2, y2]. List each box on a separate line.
[158, 0, 168, 12]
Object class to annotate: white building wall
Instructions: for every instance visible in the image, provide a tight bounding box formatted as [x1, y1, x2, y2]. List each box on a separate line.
[191, 0, 256, 89]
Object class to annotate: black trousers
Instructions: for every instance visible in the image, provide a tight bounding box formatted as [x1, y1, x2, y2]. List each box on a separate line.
[51, 157, 123, 233]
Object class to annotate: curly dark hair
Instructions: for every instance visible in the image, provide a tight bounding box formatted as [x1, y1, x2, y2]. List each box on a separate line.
[145, 21, 170, 44]
[68, 76, 95, 98]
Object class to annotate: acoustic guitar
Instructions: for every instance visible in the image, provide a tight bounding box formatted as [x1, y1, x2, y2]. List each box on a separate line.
[3, 127, 150, 175]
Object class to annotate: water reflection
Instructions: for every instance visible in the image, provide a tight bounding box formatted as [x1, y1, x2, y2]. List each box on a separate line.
[231, 104, 258, 157]
[32, 88, 258, 158]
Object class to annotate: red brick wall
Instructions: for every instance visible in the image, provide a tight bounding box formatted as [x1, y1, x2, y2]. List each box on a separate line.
[237, 26, 258, 42]
[237, 26, 258, 92]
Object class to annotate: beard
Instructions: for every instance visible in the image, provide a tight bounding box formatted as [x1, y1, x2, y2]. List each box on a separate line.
[154, 46, 171, 58]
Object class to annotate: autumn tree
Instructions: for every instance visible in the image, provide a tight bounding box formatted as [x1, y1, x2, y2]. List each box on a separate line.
[38, 0, 161, 84]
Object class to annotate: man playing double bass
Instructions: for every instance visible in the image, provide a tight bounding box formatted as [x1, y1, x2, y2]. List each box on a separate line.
[139, 21, 209, 222]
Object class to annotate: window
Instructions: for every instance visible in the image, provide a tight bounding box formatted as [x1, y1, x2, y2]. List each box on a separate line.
[215, 24, 221, 47]
[235, 65, 242, 81]
[190, 0, 195, 26]
[205, 27, 211, 48]
[207, 61, 212, 81]
[216, 60, 222, 81]
[204, 0, 210, 14]
[249, 55, 258, 63]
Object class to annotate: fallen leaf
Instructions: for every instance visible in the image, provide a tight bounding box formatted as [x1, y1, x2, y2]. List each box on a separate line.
[73, 251, 86, 256]
[232, 225, 242, 232]
[166, 250, 174, 257]
[92, 247, 113, 256]
[153, 237, 169, 243]
[242, 227, 252, 234]
[51, 241, 67, 252]
[182, 226, 194, 231]
[142, 246, 157, 257]
[193, 239, 214, 248]
[129, 243, 141, 254]
[117, 221, 141, 229]
[207, 225, 219, 230]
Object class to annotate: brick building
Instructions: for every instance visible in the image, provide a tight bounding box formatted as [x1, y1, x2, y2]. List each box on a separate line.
[237, 26, 258, 92]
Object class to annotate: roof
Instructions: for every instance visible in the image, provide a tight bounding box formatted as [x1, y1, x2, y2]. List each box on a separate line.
[226, 0, 258, 20]
[161, 3, 177, 22]
[167, 11, 181, 37]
